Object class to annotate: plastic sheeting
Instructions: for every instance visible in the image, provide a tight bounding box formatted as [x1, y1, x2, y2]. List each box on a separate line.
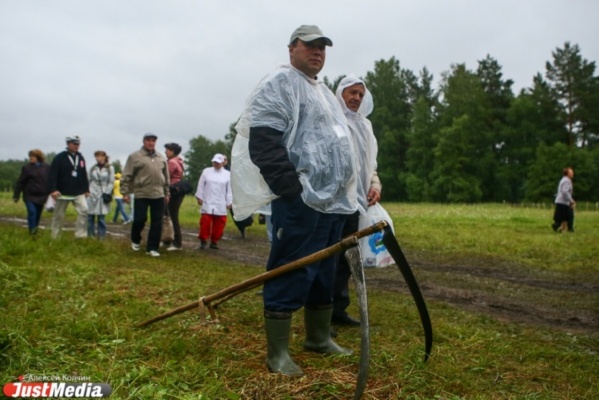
[335, 75, 378, 214]
[231, 64, 358, 220]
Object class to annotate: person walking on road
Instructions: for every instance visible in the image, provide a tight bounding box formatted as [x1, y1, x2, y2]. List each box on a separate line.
[195, 153, 232, 250]
[47, 136, 89, 239]
[121, 133, 170, 257]
[13, 149, 50, 235]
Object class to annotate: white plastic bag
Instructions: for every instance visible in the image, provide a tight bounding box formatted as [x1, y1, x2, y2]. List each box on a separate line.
[44, 195, 55, 213]
[357, 203, 395, 268]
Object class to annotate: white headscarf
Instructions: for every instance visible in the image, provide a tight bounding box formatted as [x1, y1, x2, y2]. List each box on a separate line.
[336, 75, 378, 214]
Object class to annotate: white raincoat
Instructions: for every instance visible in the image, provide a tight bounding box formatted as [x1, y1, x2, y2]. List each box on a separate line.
[335, 75, 378, 214]
[231, 64, 358, 220]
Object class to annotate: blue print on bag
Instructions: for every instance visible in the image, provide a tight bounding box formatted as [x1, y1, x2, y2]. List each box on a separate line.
[368, 231, 387, 254]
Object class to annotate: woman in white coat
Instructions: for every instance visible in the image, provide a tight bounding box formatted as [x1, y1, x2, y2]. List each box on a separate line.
[87, 151, 115, 239]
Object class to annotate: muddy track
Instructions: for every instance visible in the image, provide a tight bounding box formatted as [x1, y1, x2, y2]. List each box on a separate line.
[4, 216, 598, 336]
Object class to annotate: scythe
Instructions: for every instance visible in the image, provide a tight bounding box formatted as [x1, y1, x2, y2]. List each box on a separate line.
[136, 220, 433, 399]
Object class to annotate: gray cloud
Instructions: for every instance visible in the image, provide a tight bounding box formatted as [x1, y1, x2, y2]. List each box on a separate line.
[1, 0, 598, 165]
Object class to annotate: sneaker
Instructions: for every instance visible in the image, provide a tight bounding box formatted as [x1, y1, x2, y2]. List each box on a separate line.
[123, 220, 132, 225]
[146, 250, 160, 257]
[209, 243, 219, 250]
[197, 241, 207, 250]
[131, 242, 140, 251]
[167, 245, 182, 251]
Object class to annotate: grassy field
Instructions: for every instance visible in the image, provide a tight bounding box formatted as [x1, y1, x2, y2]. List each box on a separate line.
[0, 193, 598, 399]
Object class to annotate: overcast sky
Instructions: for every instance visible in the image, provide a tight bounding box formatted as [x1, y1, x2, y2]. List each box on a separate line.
[1, 0, 598, 166]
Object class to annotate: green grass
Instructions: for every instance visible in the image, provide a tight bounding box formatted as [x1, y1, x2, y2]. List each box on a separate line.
[1, 193, 598, 399]
[386, 203, 599, 272]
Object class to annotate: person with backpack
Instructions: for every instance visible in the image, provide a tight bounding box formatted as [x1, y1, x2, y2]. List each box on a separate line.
[164, 142, 186, 251]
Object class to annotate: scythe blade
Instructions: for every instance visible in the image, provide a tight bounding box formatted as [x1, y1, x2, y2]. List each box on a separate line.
[344, 246, 369, 400]
[381, 225, 433, 362]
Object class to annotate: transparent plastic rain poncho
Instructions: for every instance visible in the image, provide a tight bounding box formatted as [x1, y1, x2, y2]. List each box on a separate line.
[231, 64, 358, 221]
[335, 75, 378, 214]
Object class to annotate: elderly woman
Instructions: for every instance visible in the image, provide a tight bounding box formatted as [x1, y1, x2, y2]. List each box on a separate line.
[87, 151, 115, 239]
[13, 149, 51, 235]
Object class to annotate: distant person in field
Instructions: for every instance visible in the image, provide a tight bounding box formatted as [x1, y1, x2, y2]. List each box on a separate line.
[112, 172, 131, 224]
[552, 167, 575, 233]
[13, 149, 51, 235]
[121, 133, 170, 257]
[194, 153, 232, 250]
[47, 136, 90, 239]
[164, 142, 185, 251]
[332, 75, 382, 328]
[87, 151, 115, 239]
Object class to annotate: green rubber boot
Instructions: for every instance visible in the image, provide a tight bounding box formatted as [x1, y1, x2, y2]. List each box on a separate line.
[303, 307, 353, 355]
[264, 316, 303, 376]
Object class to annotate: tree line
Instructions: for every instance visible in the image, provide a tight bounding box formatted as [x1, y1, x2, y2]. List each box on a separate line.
[3, 42, 597, 203]
[357, 42, 599, 203]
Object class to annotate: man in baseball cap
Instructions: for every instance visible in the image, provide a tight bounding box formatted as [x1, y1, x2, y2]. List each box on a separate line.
[48, 135, 89, 238]
[121, 133, 170, 257]
[232, 23, 356, 376]
[65, 135, 81, 144]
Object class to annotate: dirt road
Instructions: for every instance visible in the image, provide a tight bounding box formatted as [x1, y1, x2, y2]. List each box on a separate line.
[5, 216, 598, 335]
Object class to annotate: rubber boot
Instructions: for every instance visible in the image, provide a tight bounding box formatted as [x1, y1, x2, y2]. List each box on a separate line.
[264, 315, 303, 376]
[303, 307, 353, 355]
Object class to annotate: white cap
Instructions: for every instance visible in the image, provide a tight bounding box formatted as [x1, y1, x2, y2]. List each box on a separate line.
[211, 153, 225, 163]
[65, 135, 81, 143]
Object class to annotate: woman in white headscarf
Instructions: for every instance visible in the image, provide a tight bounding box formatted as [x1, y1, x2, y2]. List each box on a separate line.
[331, 75, 382, 326]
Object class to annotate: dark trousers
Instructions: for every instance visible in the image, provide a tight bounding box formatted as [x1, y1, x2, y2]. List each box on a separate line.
[230, 208, 253, 234]
[131, 197, 165, 252]
[333, 211, 360, 318]
[167, 195, 184, 247]
[263, 195, 346, 313]
[25, 201, 44, 232]
[568, 207, 575, 231]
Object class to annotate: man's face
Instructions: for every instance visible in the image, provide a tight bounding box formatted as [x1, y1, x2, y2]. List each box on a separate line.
[143, 137, 157, 152]
[67, 142, 80, 153]
[568, 168, 575, 178]
[342, 83, 366, 112]
[289, 39, 327, 79]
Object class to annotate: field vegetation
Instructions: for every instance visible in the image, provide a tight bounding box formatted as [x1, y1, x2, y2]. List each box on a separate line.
[0, 193, 597, 399]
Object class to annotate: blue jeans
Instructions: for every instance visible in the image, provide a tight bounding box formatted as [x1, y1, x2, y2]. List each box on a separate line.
[88, 214, 106, 238]
[112, 198, 130, 222]
[25, 201, 44, 233]
[263, 195, 346, 313]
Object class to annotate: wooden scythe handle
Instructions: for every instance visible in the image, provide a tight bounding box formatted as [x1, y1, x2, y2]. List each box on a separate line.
[136, 220, 388, 328]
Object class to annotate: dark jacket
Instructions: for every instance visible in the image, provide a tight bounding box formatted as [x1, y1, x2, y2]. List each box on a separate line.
[47, 151, 89, 196]
[13, 162, 51, 205]
[248, 126, 302, 199]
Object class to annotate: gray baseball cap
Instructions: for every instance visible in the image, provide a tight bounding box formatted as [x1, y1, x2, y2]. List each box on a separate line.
[289, 25, 332, 46]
